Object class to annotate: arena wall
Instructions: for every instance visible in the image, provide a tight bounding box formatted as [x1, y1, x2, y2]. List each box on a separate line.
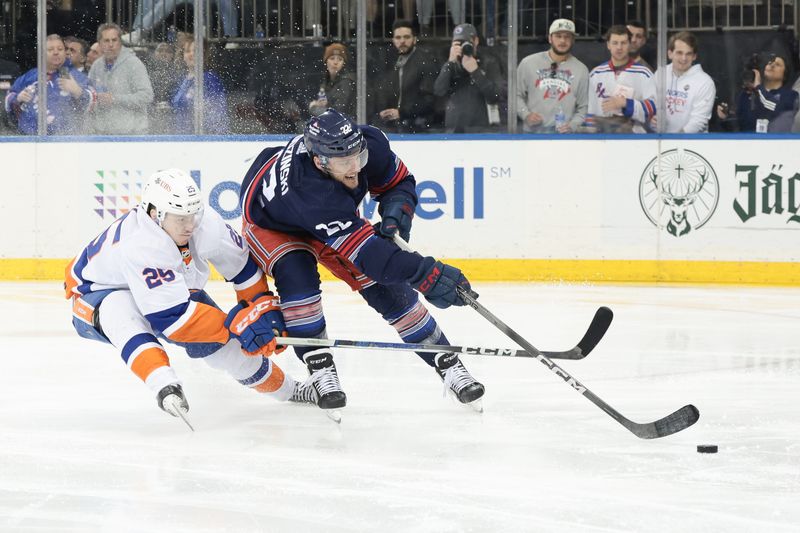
[1, 135, 798, 284]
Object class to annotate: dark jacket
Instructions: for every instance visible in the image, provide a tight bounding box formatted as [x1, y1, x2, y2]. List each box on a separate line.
[736, 84, 799, 132]
[310, 70, 356, 120]
[433, 53, 502, 132]
[375, 46, 440, 132]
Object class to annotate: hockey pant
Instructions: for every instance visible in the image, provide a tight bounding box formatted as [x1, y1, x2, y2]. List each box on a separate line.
[70, 289, 294, 400]
[242, 224, 451, 367]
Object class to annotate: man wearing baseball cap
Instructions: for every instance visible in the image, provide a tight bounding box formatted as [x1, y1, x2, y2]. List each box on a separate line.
[516, 18, 589, 133]
[433, 23, 503, 132]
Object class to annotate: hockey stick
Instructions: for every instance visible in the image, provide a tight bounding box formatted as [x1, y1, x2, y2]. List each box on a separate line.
[394, 236, 699, 439]
[277, 316, 608, 360]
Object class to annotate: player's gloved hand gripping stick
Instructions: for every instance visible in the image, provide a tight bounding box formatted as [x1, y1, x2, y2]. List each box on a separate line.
[224, 293, 288, 356]
[393, 235, 699, 440]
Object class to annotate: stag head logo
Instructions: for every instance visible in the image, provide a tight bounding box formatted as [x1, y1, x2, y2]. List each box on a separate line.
[639, 149, 719, 237]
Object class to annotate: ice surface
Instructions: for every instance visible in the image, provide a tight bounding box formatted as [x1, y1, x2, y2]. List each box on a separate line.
[1, 281, 799, 532]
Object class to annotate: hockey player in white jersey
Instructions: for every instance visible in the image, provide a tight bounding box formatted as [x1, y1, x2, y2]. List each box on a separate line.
[586, 25, 656, 133]
[65, 169, 311, 426]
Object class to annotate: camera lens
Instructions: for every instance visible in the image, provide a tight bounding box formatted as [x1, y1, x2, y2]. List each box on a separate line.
[461, 41, 474, 57]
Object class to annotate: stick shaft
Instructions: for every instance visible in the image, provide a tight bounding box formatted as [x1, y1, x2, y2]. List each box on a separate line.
[393, 235, 698, 439]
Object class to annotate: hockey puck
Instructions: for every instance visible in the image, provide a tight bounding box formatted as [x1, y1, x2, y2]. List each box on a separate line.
[697, 444, 718, 454]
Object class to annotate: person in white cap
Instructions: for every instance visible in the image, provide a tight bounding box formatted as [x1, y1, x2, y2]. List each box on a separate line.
[516, 18, 589, 133]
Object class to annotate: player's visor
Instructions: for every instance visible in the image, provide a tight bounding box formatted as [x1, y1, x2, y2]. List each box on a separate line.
[163, 208, 204, 229]
[325, 146, 368, 175]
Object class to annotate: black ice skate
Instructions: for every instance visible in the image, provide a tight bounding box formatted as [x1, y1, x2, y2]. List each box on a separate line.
[302, 349, 347, 409]
[156, 383, 194, 431]
[434, 352, 485, 406]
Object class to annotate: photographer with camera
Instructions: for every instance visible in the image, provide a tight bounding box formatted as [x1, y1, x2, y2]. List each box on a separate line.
[433, 23, 502, 133]
[717, 52, 798, 132]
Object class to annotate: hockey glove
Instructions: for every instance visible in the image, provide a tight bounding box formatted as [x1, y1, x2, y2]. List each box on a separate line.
[377, 196, 415, 242]
[224, 293, 287, 356]
[410, 257, 479, 309]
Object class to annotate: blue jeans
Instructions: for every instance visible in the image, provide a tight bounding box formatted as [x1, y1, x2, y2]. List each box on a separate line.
[133, 0, 238, 37]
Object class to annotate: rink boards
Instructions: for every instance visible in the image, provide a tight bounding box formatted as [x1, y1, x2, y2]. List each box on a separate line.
[1, 135, 799, 284]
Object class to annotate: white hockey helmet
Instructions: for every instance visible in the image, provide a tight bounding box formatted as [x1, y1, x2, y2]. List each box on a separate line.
[141, 168, 204, 225]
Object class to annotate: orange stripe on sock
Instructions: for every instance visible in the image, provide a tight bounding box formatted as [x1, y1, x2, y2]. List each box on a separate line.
[130, 347, 170, 382]
[253, 362, 285, 393]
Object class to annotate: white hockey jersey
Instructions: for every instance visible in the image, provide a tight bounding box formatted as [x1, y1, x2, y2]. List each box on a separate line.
[66, 207, 265, 342]
[661, 63, 716, 133]
[587, 60, 656, 126]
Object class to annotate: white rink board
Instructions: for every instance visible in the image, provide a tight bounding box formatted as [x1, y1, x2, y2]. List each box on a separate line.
[1, 138, 799, 261]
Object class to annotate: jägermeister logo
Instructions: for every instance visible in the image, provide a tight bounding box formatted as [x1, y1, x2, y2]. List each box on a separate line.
[639, 149, 719, 236]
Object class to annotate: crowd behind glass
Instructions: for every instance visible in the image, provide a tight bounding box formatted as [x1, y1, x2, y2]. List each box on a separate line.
[1, 1, 799, 136]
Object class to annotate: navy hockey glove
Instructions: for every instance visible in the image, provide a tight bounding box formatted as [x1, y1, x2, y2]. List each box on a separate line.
[410, 257, 479, 309]
[377, 196, 415, 242]
[224, 293, 287, 356]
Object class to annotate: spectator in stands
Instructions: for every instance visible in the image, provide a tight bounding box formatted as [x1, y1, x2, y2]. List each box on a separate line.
[434, 23, 502, 132]
[653, 31, 715, 133]
[147, 43, 181, 134]
[585, 25, 656, 133]
[374, 19, 439, 133]
[64, 36, 89, 72]
[516, 18, 588, 133]
[171, 37, 230, 134]
[0, 57, 22, 134]
[88, 23, 154, 135]
[148, 43, 181, 103]
[4, 34, 95, 135]
[309, 42, 356, 119]
[626, 20, 654, 71]
[86, 42, 101, 70]
[718, 52, 798, 133]
[417, 0, 464, 35]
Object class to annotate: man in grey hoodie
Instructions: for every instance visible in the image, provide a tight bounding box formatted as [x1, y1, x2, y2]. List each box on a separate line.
[89, 23, 154, 135]
[516, 18, 589, 133]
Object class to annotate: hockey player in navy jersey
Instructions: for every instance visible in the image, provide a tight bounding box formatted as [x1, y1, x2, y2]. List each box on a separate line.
[241, 108, 485, 411]
[66, 169, 312, 427]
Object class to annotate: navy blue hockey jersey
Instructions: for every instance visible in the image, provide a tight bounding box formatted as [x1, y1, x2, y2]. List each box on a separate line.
[241, 125, 424, 284]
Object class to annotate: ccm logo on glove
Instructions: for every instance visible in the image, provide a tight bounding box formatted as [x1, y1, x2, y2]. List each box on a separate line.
[417, 265, 441, 293]
[230, 298, 276, 334]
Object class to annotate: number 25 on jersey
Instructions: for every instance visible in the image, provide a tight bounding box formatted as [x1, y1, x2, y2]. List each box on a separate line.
[142, 268, 176, 289]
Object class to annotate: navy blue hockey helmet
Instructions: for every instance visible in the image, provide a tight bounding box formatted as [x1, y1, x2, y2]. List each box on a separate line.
[304, 109, 366, 167]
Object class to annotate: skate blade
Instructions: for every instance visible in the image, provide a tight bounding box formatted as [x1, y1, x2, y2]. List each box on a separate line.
[465, 398, 484, 413]
[324, 409, 342, 424]
[444, 389, 484, 413]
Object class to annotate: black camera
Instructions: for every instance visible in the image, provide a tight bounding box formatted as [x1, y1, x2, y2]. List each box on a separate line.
[741, 53, 760, 86]
[461, 41, 474, 57]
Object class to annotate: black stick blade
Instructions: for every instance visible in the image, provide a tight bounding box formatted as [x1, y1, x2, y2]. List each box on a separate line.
[576, 306, 613, 355]
[631, 404, 701, 439]
[548, 306, 614, 360]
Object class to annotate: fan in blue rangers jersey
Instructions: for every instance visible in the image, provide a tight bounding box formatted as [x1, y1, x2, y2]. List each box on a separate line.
[65, 169, 314, 427]
[240, 108, 485, 411]
[4, 34, 95, 135]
